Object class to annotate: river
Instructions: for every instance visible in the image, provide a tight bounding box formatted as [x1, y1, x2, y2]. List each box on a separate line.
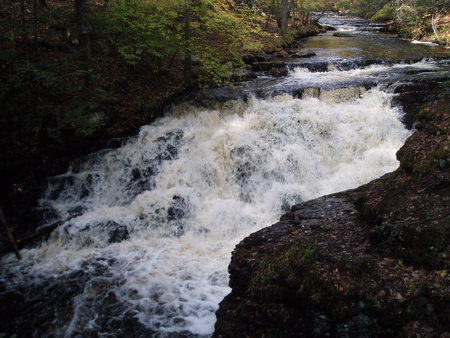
[1, 14, 449, 338]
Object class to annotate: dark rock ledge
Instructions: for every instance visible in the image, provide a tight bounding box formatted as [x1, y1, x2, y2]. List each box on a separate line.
[214, 94, 450, 338]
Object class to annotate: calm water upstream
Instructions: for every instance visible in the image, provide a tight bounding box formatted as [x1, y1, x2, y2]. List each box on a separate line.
[307, 15, 450, 60]
[1, 14, 449, 338]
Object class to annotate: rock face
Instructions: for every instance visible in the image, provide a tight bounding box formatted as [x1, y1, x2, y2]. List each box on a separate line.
[214, 94, 450, 337]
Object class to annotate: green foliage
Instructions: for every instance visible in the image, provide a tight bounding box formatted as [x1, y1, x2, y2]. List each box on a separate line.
[102, 0, 182, 67]
[242, 40, 264, 52]
[397, 148, 414, 173]
[186, 0, 263, 84]
[0, 0, 114, 163]
[0, 0, 269, 163]
[353, 0, 378, 18]
[416, 104, 433, 122]
[337, 1, 351, 9]
[98, 0, 262, 85]
[2, 57, 106, 141]
[372, 6, 396, 21]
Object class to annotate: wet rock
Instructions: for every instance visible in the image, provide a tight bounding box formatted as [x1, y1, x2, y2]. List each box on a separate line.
[108, 223, 130, 244]
[167, 195, 188, 221]
[333, 32, 353, 37]
[105, 138, 124, 149]
[230, 67, 257, 82]
[320, 23, 337, 31]
[242, 53, 270, 65]
[251, 62, 286, 71]
[270, 67, 288, 77]
[292, 49, 317, 58]
[391, 78, 444, 129]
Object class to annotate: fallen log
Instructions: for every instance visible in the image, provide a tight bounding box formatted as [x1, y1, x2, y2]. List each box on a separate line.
[1, 206, 21, 259]
[0, 214, 81, 256]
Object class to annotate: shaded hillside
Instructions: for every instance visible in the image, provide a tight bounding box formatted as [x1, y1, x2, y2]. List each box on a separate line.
[0, 0, 189, 197]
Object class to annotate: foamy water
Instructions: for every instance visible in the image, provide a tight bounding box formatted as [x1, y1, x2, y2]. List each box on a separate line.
[291, 61, 442, 83]
[1, 88, 411, 337]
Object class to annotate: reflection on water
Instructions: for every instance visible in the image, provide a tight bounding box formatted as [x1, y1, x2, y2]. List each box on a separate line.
[304, 32, 449, 60]
[302, 15, 450, 60]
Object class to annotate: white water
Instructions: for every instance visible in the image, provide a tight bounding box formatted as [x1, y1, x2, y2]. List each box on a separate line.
[1, 87, 411, 337]
[291, 61, 442, 84]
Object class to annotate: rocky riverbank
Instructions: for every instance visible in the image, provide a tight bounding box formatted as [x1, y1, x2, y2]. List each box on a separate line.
[213, 94, 450, 337]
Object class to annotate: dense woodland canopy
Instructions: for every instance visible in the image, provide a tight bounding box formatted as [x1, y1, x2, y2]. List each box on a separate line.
[1, 0, 450, 193]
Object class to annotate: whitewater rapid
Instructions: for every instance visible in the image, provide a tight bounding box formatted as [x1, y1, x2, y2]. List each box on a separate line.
[1, 87, 411, 337]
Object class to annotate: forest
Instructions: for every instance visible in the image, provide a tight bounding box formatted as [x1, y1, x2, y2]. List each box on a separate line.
[1, 0, 450, 194]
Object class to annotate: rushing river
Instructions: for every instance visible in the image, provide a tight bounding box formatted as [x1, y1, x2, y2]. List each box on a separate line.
[1, 15, 449, 338]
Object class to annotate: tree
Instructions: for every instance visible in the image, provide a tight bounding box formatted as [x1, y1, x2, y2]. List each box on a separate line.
[74, 0, 94, 89]
[281, 0, 289, 32]
[104, 0, 183, 68]
[103, 0, 261, 85]
[184, 0, 193, 84]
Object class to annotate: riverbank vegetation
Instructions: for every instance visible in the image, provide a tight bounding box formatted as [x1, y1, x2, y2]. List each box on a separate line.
[356, 0, 450, 43]
[1, 0, 450, 196]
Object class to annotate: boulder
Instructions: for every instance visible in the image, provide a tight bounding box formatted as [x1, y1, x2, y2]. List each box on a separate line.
[251, 62, 286, 71]
[242, 53, 270, 65]
[292, 49, 317, 58]
[270, 67, 288, 77]
[320, 23, 337, 31]
[333, 32, 353, 37]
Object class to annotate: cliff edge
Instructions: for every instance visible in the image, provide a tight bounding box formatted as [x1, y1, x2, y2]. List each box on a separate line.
[213, 94, 450, 337]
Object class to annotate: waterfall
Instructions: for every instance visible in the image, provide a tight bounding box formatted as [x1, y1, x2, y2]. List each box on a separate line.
[1, 86, 411, 337]
[4, 8, 450, 334]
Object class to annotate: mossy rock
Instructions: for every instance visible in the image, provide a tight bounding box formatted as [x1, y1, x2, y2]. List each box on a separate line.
[416, 109, 433, 123]
[379, 223, 450, 268]
[396, 148, 413, 173]
[333, 32, 353, 37]
[246, 241, 338, 305]
[415, 147, 450, 174]
[397, 144, 450, 176]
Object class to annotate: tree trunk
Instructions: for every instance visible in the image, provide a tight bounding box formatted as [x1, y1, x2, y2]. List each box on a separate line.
[264, 0, 276, 32]
[74, 0, 94, 90]
[183, 2, 193, 85]
[1, 206, 21, 260]
[281, 0, 289, 33]
[20, 0, 28, 61]
[431, 8, 442, 45]
[290, 0, 296, 28]
[0, 215, 81, 256]
[33, 0, 38, 54]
